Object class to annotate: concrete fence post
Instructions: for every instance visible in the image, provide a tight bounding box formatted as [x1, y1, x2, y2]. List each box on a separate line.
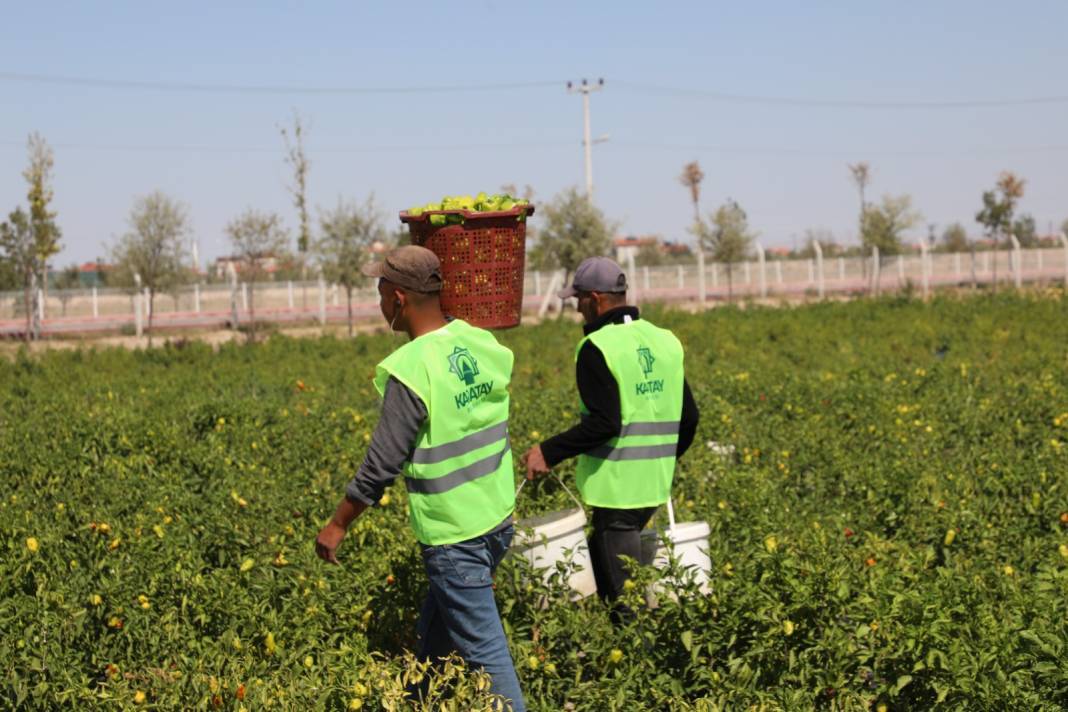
[871, 246, 880, 296]
[814, 240, 825, 299]
[1060, 232, 1068, 286]
[756, 243, 767, 298]
[697, 251, 706, 306]
[919, 241, 930, 299]
[133, 273, 143, 337]
[1009, 234, 1022, 289]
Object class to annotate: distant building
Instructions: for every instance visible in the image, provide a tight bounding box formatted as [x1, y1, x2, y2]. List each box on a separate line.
[213, 253, 281, 280]
[614, 235, 659, 264]
[45, 262, 112, 288]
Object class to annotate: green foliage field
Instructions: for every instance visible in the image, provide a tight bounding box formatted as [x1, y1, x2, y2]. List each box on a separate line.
[2, 293, 1067, 710]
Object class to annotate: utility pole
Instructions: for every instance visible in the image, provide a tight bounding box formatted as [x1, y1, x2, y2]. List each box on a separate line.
[567, 78, 606, 202]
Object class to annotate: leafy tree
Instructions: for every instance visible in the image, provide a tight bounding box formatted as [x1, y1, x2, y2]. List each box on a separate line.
[1012, 213, 1037, 247]
[109, 192, 191, 344]
[53, 264, 81, 316]
[24, 133, 62, 338]
[0, 208, 36, 339]
[975, 171, 1025, 290]
[316, 197, 385, 336]
[861, 194, 921, 258]
[800, 228, 841, 259]
[528, 187, 614, 289]
[1061, 218, 1068, 238]
[634, 241, 664, 267]
[0, 250, 15, 291]
[225, 209, 289, 342]
[941, 222, 970, 253]
[695, 199, 755, 300]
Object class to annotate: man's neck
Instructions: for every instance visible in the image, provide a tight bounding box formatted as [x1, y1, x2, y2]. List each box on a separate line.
[406, 310, 449, 339]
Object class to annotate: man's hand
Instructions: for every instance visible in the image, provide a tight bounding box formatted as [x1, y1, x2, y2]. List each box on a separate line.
[315, 521, 346, 564]
[522, 445, 551, 481]
[315, 497, 367, 564]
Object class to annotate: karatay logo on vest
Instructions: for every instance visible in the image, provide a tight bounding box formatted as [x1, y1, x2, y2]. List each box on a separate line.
[448, 346, 494, 409]
[448, 346, 479, 385]
[635, 345, 664, 396]
[637, 346, 655, 376]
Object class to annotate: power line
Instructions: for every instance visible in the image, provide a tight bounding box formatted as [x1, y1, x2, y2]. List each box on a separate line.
[610, 139, 1068, 157]
[0, 71, 565, 95]
[5, 70, 1065, 108]
[2, 138, 1065, 158]
[613, 80, 1068, 109]
[0, 139, 576, 154]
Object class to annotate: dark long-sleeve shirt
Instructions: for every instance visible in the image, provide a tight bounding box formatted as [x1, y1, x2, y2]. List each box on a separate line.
[540, 306, 700, 467]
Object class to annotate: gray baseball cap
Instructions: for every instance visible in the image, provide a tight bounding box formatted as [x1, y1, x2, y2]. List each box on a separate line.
[361, 245, 443, 293]
[557, 256, 628, 298]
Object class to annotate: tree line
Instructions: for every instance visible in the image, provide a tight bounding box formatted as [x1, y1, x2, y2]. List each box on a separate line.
[3, 126, 1067, 338]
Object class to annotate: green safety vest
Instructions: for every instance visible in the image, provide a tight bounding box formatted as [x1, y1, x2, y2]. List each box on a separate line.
[575, 318, 685, 508]
[373, 319, 515, 545]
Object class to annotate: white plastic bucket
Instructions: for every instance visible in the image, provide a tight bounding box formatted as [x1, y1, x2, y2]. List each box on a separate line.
[640, 521, 712, 594]
[513, 507, 597, 599]
[511, 476, 597, 599]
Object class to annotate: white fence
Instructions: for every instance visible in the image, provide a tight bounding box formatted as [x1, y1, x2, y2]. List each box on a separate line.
[2, 244, 1066, 337]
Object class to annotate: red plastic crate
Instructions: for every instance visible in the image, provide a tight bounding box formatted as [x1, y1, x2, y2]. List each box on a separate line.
[399, 205, 535, 329]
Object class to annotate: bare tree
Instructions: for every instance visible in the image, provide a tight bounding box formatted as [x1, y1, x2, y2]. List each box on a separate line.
[679, 161, 705, 226]
[679, 161, 705, 264]
[109, 192, 191, 345]
[316, 197, 385, 336]
[225, 210, 289, 342]
[281, 112, 311, 307]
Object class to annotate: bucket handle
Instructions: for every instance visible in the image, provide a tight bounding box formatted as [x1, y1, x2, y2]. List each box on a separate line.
[515, 472, 584, 511]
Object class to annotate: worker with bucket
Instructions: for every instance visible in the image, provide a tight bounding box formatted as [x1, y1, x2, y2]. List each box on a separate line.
[522, 256, 700, 624]
[315, 245, 525, 711]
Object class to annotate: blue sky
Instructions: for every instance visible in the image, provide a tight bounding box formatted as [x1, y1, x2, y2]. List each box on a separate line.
[2, 1, 1067, 266]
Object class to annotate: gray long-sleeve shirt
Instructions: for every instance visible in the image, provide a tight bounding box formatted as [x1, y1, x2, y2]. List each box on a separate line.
[345, 376, 513, 536]
[345, 377, 427, 506]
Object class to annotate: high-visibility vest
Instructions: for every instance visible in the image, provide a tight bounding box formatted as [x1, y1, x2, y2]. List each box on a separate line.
[574, 318, 685, 508]
[374, 319, 515, 545]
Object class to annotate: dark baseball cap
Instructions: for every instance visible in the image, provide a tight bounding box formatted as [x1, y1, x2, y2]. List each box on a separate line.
[361, 245, 443, 293]
[557, 256, 628, 298]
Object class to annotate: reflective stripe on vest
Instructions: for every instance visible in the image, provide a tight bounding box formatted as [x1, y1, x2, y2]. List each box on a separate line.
[574, 319, 685, 508]
[406, 428, 511, 494]
[374, 319, 516, 545]
[584, 419, 679, 460]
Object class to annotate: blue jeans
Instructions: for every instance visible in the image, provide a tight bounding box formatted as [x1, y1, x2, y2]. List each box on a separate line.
[416, 524, 525, 712]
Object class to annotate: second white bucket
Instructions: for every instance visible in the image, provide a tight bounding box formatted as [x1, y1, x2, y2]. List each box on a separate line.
[640, 519, 712, 595]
